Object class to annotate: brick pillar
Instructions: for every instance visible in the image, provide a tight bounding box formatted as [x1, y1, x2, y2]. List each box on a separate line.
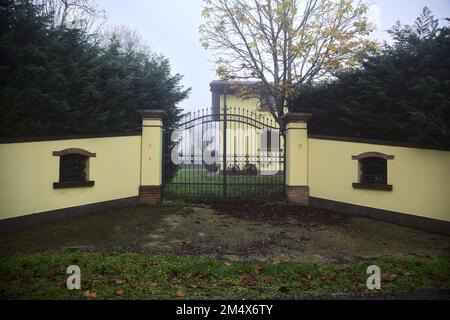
[281, 113, 312, 205]
[138, 110, 167, 204]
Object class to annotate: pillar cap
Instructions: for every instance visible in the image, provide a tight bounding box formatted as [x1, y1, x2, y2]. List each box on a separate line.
[138, 109, 168, 120]
[281, 113, 312, 123]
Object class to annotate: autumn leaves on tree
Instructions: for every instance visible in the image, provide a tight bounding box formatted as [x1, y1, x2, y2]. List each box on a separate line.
[200, 0, 377, 130]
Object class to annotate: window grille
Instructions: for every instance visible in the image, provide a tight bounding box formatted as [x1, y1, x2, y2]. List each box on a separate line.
[59, 154, 88, 182]
[360, 157, 387, 184]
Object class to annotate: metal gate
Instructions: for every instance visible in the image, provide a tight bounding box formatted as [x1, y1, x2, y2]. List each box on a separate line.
[163, 105, 285, 201]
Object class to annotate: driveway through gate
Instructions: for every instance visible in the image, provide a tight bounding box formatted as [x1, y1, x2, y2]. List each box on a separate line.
[163, 105, 285, 201]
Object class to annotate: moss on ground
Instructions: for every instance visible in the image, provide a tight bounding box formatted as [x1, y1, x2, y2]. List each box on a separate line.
[1, 203, 449, 264]
[0, 251, 449, 299]
[1, 203, 449, 299]
[0, 204, 192, 255]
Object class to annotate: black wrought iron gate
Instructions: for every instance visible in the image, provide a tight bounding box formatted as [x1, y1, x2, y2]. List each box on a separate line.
[163, 106, 285, 201]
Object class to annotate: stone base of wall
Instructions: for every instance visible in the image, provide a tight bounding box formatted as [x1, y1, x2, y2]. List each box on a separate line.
[286, 185, 309, 205]
[139, 185, 162, 204]
[0, 196, 138, 233]
[310, 197, 450, 236]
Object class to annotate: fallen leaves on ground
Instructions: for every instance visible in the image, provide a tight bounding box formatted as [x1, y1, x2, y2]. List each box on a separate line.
[137, 281, 159, 287]
[59, 279, 67, 288]
[279, 286, 290, 293]
[169, 276, 182, 284]
[115, 288, 125, 296]
[143, 259, 159, 266]
[211, 203, 349, 226]
[146, 281, 159, 287]
[381, 273, 398, 282]
[187, 267, 202, 280]
[239, 274, 251, 282]
[111, 279, 126, 285]
[83, 290, 97, 299]
[321, 273, 337, 281]
[253, 265, 263, 274]
[175, 290, 185, 297]
[213, 279, 228, 288]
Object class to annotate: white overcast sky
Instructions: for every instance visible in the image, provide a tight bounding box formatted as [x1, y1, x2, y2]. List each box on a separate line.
[96, 0, 450, 113]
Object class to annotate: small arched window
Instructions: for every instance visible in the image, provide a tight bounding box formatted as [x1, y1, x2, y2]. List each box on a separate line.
[53, 148, 95, 188]
[360, 157, 387, 184]
[60, 154, 88, 182]
[352, 152, 393, 191]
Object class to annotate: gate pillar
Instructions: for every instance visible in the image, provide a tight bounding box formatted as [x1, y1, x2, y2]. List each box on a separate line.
[138, 110, 167, 204]
[282, 113, 312, 205]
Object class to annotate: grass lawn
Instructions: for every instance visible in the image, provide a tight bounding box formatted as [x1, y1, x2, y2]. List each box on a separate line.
[164, 168, 284, 199]
[1, 203, 449, 299]
[1, 251, 449, 300]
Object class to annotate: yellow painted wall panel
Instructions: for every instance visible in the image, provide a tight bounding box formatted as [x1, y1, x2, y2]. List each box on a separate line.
[141, 119, 163, 186]
[0, 135, 141, 220]
[217, 94, 284, 172]
[285, 123, 308, 186]
[308, 138, 450, 222]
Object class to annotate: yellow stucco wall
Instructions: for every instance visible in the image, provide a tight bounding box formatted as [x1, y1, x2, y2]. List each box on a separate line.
[285, 122, 308, 186]
[219, 94, 283, 127]
[219, 95, 277, 158]
[308, 138, 450, 222]
[220, 94, 260, 113]
[141, 119, 163, 186]
[218, 94, 284, 172]
[0, 135, 141, 220]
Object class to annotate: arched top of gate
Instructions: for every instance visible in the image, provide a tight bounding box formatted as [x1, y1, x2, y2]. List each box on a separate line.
[179, 107, 279, 130]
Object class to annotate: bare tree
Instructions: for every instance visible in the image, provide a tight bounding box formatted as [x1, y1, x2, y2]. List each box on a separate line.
[200, 0, 377, 131]
[33, 0, 106, 32]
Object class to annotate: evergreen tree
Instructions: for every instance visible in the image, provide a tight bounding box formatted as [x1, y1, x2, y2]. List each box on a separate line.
[289, 8, 450, 148]
[0, 0, 190, 139]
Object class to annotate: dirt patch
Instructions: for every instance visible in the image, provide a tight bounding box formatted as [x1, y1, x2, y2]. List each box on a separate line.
[1, 203, 449, 264]
[210, 202, 349, 226]
[0, 204, 192, 256]
[140, 204, 450, 264]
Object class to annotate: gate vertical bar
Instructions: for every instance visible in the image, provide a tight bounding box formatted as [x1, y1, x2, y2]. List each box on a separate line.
[223, 86, 228, 198]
